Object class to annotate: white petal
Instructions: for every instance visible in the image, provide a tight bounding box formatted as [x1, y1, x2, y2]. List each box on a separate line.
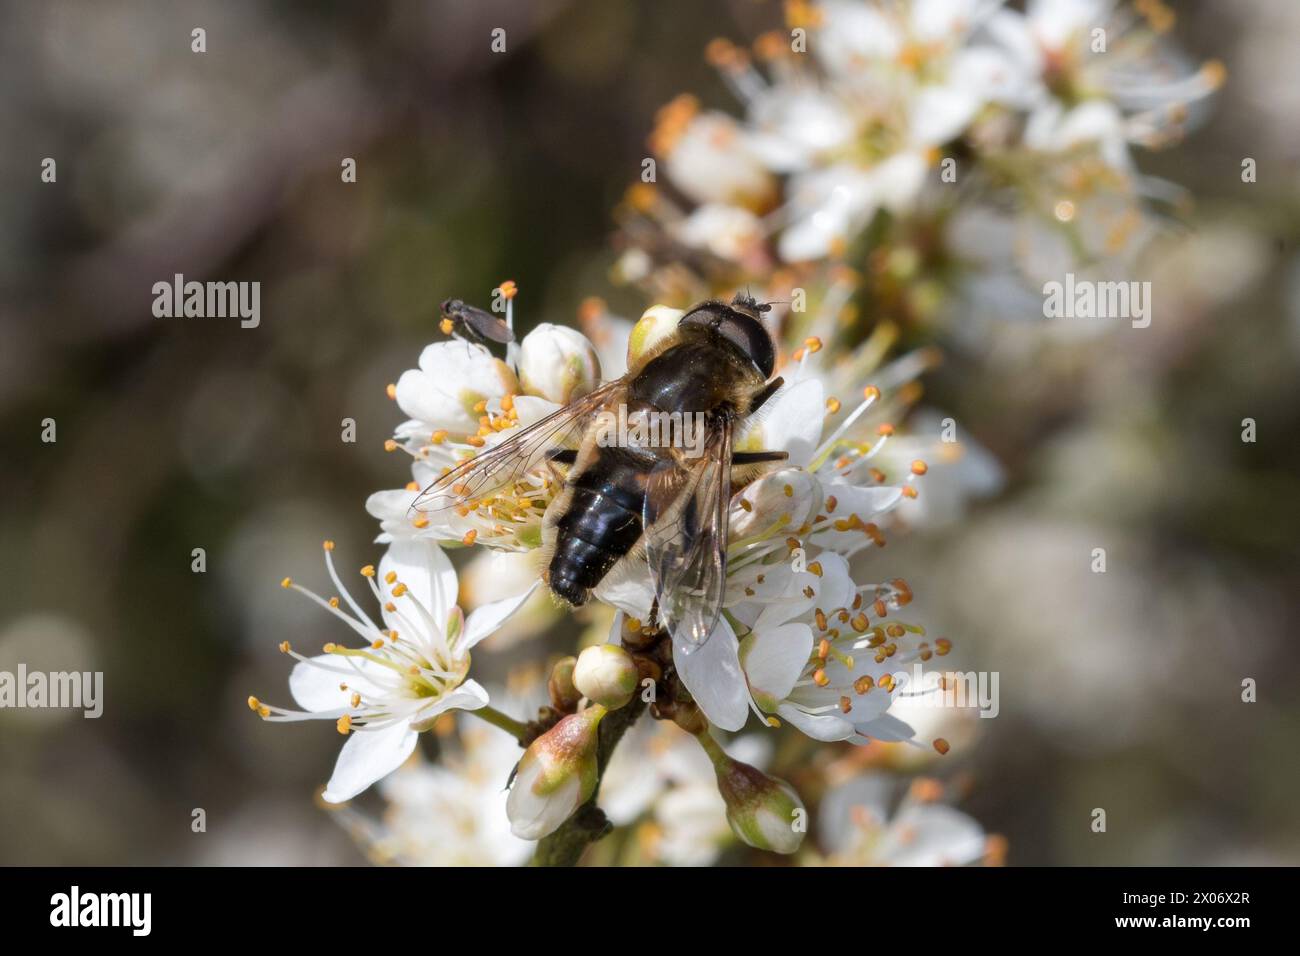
[289, 655, 386, 713]
[740, 622, 813, 708]
[462, 582, 541, 650]
[853, 712, 917, 743]
[746, 378, 825, 465]
[410, 679, 490, 731]
[776, 703, 855, 741]
[591, 559, 656, 620]
[673, 618, 750, 732]
[321, 720, 419, 803]
[880, 804, 987, 866]
[379, 538, 458, 627]
[817, 775, 893, 848]
[911, 86, 981, 146]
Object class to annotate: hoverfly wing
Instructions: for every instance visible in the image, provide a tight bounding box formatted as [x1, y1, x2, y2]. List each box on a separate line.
[410, 380, 623, 517]
[642, 419, 731, 647]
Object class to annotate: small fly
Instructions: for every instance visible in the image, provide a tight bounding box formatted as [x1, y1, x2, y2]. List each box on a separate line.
[439, 298, 515, 348]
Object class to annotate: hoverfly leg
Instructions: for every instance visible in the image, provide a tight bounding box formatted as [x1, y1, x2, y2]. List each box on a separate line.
[749, 376, 785, 413]
[731, 450, 789, 465]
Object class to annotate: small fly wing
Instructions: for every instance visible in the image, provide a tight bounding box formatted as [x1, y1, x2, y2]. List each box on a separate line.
[642, 419, 731, 646]
[443, 300, 515, 344]
[410, 380, 623, 516]
[459, 303, 515, 344]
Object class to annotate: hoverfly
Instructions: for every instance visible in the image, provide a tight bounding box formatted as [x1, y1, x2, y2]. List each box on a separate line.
[413, 293, 790, 646]
[439, 298, 515, 347]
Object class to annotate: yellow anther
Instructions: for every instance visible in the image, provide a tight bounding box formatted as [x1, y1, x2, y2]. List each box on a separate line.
[336, 715, 353, 735]
[385, 382, 397, 400]
[462, 529, 478, 546]
[280, 577, 293, 589]
[391, 583, 408, 597]
[933, 737, 950, 755]
[328, 597, 340, 609]
[247, 696, 261, 711]
[384, 439, 398, 452]
[498, 280, 518, 299]
[826, 397, 841, 414]
[278, 641, 291, 654]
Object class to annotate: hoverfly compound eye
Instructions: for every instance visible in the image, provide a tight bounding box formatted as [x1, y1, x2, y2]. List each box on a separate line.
[680, 299, 776, 378]
[717, 311, 775, 378]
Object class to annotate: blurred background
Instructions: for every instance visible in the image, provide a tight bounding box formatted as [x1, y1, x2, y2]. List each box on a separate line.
[1, 0, 1297, 865]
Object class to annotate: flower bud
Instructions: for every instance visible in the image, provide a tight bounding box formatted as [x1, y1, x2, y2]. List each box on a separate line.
[699, 733, 805, 854]
[626, 305, 682, 368]
[573, 644, 638, 710]
[518, 324, 601, 404]
[506, 705, 605, 840]
[730, 467, 824, 539]
[548, 656, 581, 712]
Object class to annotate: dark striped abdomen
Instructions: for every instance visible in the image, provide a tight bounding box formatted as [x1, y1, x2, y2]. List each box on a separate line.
[548, 450, 649, 607]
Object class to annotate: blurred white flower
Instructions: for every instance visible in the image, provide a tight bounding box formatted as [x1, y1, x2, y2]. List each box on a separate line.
[336, 720, 534, 867]
[601, 720, 774, 866]
[250, 538, 532, 803]
[817, 775, 997, 865]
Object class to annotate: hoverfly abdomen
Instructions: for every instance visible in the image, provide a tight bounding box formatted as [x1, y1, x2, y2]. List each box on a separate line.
[548, 452, 649, 607]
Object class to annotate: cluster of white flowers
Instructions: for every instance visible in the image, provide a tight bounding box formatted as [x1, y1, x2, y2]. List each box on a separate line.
[617, 0, 1221, 329]
[252, 283, 975, 858]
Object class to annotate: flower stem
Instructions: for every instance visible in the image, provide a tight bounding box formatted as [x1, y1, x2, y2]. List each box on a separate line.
[471, 704, 528, 741]
[531, 698, 646, 867]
